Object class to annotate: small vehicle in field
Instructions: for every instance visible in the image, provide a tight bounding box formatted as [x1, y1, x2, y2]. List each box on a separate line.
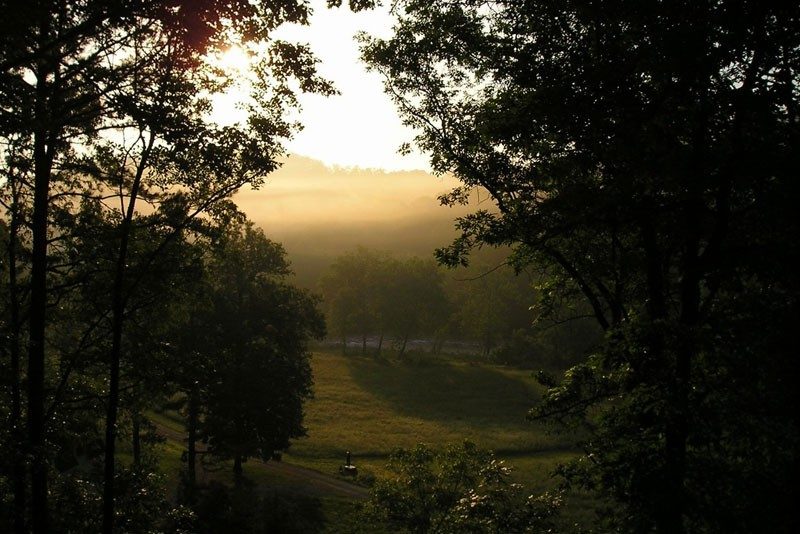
[338, 450, 358, 477]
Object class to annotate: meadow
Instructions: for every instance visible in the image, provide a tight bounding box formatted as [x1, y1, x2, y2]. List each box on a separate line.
[284, 351, 577, 487]
[150, 350, 592, 530]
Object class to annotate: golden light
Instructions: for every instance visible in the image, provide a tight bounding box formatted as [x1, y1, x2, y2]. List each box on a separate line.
[206, 45, 254, 126]
[216, 45, 251, 74]
[204, 1, 429, 171]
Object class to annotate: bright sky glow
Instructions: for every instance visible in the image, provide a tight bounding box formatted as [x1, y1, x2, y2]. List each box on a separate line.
[210, 1, 429, 172]
[207, 45, 252, 126]
[218, 45, 250, 72]
[276, 2, 428, 171]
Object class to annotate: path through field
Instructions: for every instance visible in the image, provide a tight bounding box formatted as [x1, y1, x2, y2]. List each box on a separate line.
[154, 421, 368, 499]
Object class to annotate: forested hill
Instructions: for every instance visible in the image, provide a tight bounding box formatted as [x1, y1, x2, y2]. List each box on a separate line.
[266, 216, 465, 289]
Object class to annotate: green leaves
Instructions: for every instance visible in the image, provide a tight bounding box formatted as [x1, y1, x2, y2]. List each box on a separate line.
[175, 221, 323, 467]
[320, 248, 450, 356]
[326, 0, 378, 13]
[364, 441, 561, 533]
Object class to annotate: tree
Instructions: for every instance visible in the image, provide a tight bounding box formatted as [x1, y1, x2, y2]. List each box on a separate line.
[363, 1, 799, 531]
[320, 250, 450, 357]
[319, 247, 390, 354]
[383, 257, 449, 357]
[447, 262, 533, 358]
[189, 222, 324, 486]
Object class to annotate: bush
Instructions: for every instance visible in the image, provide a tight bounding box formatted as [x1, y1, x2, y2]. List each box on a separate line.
[49, 461, 186, 534]
[362, 442, 561, 533]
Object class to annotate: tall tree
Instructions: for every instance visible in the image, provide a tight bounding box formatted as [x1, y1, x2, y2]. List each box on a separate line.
[320, 247, 388, 354]
[363, 1, 800, 531]
[192, 222, 324, 486]
[447, 262, 533, 358]
[320, 250, 450, 356]
[383, 257, 449, 357]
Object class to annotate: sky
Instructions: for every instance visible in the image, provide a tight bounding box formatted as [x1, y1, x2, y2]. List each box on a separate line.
[212, 0, 430, 172]
[277, 1, 429, 172]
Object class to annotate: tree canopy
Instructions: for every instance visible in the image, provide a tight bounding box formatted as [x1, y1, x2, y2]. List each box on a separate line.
[320, 248, 450, 356]
[194, 223, 323, 483]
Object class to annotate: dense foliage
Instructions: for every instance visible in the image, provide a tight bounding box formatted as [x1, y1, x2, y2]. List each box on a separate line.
[363, 442, 560, 534]
[363, 1, 799, 531]
[179, 222, 323, 488]
[320, 248, 450, 357]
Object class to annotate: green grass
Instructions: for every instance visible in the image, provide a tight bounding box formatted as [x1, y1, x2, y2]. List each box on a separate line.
[156, 437, 185, 491]
[283, 351, 578, 488]
[317, 497, 392, 534]
[148, 409, 184, 432]
[288, 351, 595, 528]
[150, 350, 592, 529]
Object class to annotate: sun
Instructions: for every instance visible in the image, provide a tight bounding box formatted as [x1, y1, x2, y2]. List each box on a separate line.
[216, 45, 252, 74]
[204, 44, 256, 126]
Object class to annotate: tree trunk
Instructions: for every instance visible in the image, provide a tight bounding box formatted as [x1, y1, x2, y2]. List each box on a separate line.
[659, 187, 704, 534]
[641, 217, 688, 534]
[102, 296, 124, 534]
[362, 334, 367, 355]
[233, 455, 243, 487]
[28, 151, 50, 534]
[399, 334, 409, 357]
[28, 51, 56, 533]
[132, 412, 141, 468]
[186, 389, 199, 500]
[483, 334, 492, 359]
[102, 132, 154, 534]
[7, 177, 26, 533]
[376, 333, 384, 357]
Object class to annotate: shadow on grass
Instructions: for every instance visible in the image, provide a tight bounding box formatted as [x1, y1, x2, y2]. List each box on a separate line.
[345, 356, 542, 427]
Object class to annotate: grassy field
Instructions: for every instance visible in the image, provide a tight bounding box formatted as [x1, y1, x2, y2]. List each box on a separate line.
[283, 351, 578, 488]
[151, 350, 592, 530]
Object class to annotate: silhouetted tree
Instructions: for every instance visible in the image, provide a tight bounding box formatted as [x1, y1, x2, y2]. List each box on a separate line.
[192, 222, 324, 486]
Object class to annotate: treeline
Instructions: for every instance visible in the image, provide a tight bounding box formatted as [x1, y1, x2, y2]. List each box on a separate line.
[318, 247, 601, 367]
[0, 2, 343, 532]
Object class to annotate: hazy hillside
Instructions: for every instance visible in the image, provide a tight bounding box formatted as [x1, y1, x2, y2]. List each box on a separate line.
[234, 155, 486, 287]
